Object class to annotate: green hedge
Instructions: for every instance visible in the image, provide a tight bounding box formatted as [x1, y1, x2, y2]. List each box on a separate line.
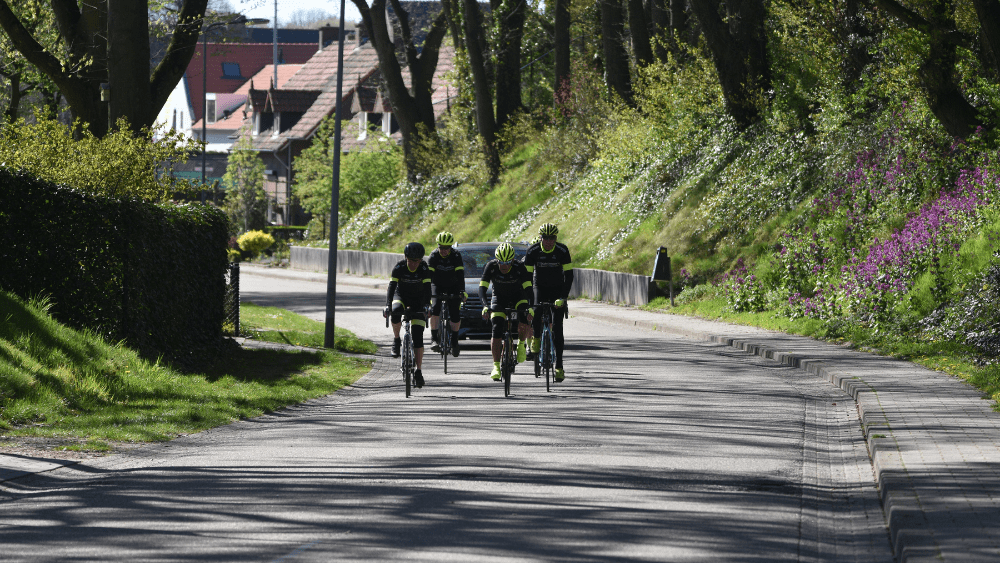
[0, 168, 229, 362]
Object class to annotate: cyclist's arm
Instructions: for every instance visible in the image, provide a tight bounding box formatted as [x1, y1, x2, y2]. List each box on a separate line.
[386, 280, 398, 308]
[562, 249, 574, 300]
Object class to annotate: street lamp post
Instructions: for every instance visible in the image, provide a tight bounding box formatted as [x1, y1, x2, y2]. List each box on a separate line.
[201, 15, 269, 204]
[323, 0, 348, 348]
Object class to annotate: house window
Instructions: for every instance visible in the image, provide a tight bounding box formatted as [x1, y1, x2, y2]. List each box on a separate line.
[206, 97, 216, 124]
[221, 62, 241, 78]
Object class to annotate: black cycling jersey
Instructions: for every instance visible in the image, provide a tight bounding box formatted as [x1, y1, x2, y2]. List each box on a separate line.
[523, 242, 574, 299]
[386, 259, 432, 309]
[479, 259, 532, 306]
[427, 248, 465, 294]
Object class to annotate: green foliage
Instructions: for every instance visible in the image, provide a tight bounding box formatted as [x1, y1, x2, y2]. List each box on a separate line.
[0, 113, 198, 200]
[0, 289, 371, 441]
[240, 302, 378, 354]
[237, 230, 275, 258]
[0, 168, 230, 361]
[293, 115, 404, 231]
[222, 135, 268, 234]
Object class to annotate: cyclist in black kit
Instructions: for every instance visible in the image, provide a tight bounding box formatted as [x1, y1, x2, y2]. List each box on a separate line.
[479, 242, 533, 381]
[382, 242, 433, 387]
[428, 231, 467, 357]
[523, 223, 573, 382]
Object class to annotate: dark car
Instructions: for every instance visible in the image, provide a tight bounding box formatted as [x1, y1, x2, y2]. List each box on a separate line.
[451, 241, 531, 339]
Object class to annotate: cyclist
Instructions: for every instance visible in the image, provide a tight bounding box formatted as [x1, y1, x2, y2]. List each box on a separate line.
[523, 223, 574, 382]
[382, 242, 432, 387]
[428, 231, 467, 357]
[479, 242, 534, 381]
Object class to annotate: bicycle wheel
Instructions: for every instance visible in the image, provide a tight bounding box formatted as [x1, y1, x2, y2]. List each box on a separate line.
[542, 326, 552, 392]
[502, 333, 513, 397]
[440, 305, 449, 374]
[403, 332, 413, 398]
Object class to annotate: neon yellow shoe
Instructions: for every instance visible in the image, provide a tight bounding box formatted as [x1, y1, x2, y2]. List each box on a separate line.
[517, 341, 526, 363]
[530, 337, 540, 354]
[491, 363, 502, 381]
[554, 368, 565, 382]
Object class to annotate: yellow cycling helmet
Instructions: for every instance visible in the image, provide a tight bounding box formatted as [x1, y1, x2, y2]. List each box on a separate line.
[538, 223, 559, 237]
[495, 242, 515, 263]
[436, 231, 455, 246]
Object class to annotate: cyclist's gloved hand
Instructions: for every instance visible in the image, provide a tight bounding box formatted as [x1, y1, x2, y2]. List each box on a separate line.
[554, 299, 565, 308]
[382, 306, 390, 318]
[527, 307, 535, 318]
[481, 306, 489, 318]
[463, 291, 469, 301]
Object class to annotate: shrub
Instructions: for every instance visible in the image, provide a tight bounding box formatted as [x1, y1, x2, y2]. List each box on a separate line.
[0, 112, 198, 201]
[237, 230, 275, 258]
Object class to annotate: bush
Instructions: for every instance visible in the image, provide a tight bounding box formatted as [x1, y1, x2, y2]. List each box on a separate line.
[0, 112, 198, 201]
[237, 230, 275, 258]
[0, 169, 229, 361]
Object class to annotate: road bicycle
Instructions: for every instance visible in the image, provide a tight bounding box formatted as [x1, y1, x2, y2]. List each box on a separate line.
[387, 307, 421, 398]
[533, 302, 558, 392]
[435, 293, 463, 374]
[496, 306, 518, 397]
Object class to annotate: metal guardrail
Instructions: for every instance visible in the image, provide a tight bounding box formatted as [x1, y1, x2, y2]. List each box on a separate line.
[224, 262, 240, 336]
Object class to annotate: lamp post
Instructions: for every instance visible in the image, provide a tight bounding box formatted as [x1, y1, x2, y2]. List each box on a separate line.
[323, 0, 348, 348]
[201, 15, 269, 204]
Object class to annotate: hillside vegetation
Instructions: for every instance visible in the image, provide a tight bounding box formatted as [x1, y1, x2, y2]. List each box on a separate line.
[323, 4, 1000, 397]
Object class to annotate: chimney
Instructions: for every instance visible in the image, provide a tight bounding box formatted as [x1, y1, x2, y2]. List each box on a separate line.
[319, 25, 338, 51]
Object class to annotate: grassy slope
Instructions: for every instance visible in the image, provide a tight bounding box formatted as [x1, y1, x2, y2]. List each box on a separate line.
[0, 291, 373, 444]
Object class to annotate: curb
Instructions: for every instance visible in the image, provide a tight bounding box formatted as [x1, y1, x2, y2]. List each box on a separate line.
[570, 306, 912, 560]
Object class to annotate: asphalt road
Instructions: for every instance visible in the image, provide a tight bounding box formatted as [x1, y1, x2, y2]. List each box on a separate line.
[0, 271, 893, 562]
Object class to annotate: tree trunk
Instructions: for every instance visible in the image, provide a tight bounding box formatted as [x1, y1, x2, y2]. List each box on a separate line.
[601, 0, 633, 105]
[669, 0, 690, 51]
[840, 0, 874, 92]
[554, 0, 571, 96]
[920, 20, 982, 137]
[493, 0, 526, 130]
[688, 0, 769, 128]
[107, 0, 150, 133]
[3, 72, 21, 122]
[463, 0, 500, 184]
[0, 0, 207, 137]
[353, 0, 448, 180]
[628, 0, 654, 67]
[972, 0, 1000, 78]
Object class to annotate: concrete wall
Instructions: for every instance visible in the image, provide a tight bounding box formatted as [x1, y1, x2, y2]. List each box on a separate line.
[292, 246, 400, 278]
[291, 247, 655, 305]
[569, 267, 654, 306]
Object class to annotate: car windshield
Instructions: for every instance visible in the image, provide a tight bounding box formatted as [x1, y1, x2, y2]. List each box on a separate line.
[460, 245, 527, 277]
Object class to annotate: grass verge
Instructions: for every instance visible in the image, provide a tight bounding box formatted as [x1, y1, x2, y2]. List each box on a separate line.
[644, 295, 1000, 406]
[239, 302, 377, 354]
[0, 291, 374, 447]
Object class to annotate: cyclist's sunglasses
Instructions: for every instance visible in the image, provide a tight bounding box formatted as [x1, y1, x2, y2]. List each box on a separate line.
[498, 259, 514, 265]
[541, 235, 556, 240]
[438, 245, 452, 250]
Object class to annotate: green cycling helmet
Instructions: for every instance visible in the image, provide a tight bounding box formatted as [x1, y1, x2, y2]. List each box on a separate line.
[436, 231, 455, 246]
[495, 242, 515, 263]
[539, 223, 559, 237]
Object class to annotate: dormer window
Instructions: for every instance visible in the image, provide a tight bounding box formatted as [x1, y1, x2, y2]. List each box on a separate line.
[206, 94, 216, 124]
[221, 62, 242, 78]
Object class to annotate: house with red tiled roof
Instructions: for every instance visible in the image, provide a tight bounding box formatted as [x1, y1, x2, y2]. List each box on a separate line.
[235, 27, 457, 226]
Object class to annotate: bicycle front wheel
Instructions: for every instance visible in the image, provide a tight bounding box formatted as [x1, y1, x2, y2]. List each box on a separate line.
[543, 327, 554, 392]
[403, 333, 413, 398]
[503, 335, 513, 397]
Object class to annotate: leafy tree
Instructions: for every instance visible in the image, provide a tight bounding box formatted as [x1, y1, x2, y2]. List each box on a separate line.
[293, 116, 402, 238]
[0, 1, 60, 121]
[351, 0, 448, 181]
[0, 112, 198, 200]
[222, 135, 268, 234]
[0, 0, 210, 137]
